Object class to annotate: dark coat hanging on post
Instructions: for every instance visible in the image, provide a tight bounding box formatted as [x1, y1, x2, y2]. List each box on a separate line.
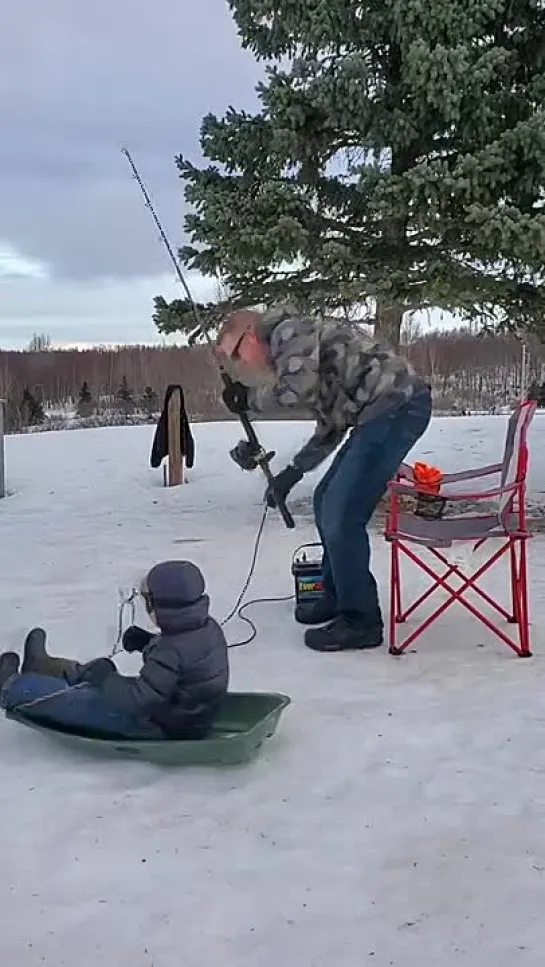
[150, 384, 195, 470]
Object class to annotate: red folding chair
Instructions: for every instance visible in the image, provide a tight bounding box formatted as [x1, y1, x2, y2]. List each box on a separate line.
[384, 399, 537, 657]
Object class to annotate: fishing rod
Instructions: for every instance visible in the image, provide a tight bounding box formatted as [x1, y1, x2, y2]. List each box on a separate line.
[121, 147, 295, 529]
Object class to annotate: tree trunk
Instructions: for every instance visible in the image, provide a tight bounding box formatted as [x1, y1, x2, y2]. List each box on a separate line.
[374, 300, 405, 348]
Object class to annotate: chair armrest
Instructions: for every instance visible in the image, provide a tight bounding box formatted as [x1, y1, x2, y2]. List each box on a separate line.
[395, 461, 502, 486]
[439, 463, 503, 484]
[439, 482, 517, 501]
[387, 479, 517, 501]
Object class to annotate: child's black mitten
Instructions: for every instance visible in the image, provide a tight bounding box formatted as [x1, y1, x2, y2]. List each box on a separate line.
[122, 625, 154, 654]
[76, 657, 117, 688]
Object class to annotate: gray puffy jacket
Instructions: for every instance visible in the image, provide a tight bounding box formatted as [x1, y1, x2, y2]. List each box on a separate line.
[101, 561, 229, 739]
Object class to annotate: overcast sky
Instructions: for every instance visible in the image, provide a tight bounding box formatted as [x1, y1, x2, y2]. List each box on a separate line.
[0, 0, 262, 348]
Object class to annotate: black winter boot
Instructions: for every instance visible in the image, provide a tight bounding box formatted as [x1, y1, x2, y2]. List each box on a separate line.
[304, 614, 384, 652]
[0, 652, 20, 688]
[21, 628, 81, 679]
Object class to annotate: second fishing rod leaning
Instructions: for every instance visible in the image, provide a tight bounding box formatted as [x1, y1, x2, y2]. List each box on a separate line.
[121, 147, 295, 530]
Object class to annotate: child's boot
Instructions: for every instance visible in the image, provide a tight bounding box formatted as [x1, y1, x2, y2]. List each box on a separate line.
[21, 628, 81, 679]
[0, 652, 20, 688]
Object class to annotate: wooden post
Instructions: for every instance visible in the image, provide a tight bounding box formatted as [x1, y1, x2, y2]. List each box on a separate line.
[0, 399, 4, 499]
[166, 387, 183, 486]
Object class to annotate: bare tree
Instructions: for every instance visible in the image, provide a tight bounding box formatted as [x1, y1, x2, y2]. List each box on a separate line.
[0, 328, 541, 429]
[27, 333, 52, 352]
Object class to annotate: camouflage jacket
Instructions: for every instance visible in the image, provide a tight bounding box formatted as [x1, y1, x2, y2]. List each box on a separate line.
[247, 307, 426, 473]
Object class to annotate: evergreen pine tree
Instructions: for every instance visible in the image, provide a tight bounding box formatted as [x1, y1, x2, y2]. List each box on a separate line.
[20, 387, 45, 427]
[528, 378, 545, 407]
[116, 375, 135, 415]
[141, 385, 158, 419]
[170, 0, 545, 346]
[76, 380, 95, 418]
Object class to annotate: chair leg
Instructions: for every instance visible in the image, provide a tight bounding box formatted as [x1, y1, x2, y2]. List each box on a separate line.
[508, 542, 519, 624]
[394, 543, 403, 622]
[515, 540, 532, 657]
[508, 538, 532, 655]
[389, 542, 402, 655]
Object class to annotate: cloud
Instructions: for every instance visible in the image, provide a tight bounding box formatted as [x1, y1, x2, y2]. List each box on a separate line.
[0, 0, 260, 285]
[0, 246, 49, 281]
[0, 267, 221, 348]
[0, 2, 461, 348]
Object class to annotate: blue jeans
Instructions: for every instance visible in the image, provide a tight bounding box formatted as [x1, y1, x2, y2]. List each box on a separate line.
[1, 673, 162, 739]
[313, 386, 432, 624]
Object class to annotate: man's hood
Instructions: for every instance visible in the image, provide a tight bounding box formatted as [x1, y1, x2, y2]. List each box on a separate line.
[253, 302, 302, 341]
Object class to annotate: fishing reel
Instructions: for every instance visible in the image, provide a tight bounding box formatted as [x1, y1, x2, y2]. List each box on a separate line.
[230, 439, 276, 472]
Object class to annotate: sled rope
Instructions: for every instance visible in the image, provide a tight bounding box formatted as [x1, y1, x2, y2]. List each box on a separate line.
[109, 588, 138, 658]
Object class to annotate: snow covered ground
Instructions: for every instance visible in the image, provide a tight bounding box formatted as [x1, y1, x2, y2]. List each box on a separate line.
[1, 412, 545, 966]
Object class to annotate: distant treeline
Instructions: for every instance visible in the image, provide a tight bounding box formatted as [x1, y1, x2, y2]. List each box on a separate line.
[0, 327, 542, 432]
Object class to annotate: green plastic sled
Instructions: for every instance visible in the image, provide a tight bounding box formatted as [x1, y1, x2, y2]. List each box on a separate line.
[5, 691, 291, 766]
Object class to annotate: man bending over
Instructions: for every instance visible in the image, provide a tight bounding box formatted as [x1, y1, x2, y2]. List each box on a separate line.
[216, 304, 431, 653]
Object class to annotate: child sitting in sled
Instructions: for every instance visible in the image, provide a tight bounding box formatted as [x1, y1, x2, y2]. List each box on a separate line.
[0, 560, 229, 740]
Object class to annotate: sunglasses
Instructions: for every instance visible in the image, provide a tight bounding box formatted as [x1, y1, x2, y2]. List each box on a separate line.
[230, 330, 248, 361]
[217, 318, 254, 361]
